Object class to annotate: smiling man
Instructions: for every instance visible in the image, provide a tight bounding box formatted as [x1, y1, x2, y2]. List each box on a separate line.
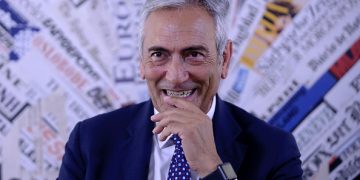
[58, 1, 303, 180]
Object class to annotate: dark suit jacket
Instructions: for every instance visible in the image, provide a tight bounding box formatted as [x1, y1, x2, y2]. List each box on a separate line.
[58, 97, 303, 179]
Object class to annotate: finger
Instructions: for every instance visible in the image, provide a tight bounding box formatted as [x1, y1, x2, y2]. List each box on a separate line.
[159, 126, 173, 141]
[152, 114, 173, 134]
[150, 114, 161, 122]
[164, 97, 202, 113]
[152, 124, 165, 134]
[164, 97, 190, 108]
[152, 109, 188, 123]
[151, 110, 183, 122]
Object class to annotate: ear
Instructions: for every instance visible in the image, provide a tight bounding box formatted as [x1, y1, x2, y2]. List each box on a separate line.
[220, 40, 232, 79]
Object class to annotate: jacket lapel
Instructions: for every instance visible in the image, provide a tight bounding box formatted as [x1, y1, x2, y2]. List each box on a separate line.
[213, 96, 247, 172]
[117, 100, 155, 179]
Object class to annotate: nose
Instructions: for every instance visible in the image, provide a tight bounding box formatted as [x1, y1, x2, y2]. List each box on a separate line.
[165, 55, 189, 84]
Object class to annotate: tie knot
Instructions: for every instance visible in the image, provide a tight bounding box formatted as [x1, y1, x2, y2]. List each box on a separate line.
[171, 134, 182, 146]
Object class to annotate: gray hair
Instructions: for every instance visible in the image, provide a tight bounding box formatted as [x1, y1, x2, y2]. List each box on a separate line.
[138, 0, 230, 58]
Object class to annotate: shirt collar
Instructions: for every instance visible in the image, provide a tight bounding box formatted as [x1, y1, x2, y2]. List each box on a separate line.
[154, 96, 217, 149]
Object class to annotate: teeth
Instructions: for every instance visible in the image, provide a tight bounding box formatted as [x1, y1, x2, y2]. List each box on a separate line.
[166, 90, 193, 97]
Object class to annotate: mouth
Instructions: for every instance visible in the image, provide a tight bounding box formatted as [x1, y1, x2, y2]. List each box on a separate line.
[163, 89, 196, 98]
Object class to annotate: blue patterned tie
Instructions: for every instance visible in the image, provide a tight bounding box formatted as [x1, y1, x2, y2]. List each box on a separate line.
[167, 135, 191, 180]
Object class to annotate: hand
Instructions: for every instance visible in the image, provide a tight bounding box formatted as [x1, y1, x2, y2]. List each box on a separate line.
[151, 97, 222, 177]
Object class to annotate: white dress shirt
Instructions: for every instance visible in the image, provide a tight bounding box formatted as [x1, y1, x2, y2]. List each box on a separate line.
[147, 97, 216, 180]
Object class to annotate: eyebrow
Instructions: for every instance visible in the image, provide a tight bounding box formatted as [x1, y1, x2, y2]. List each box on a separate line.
[147, 45, 210, 53]
[182, 45, 209, 53]
[148, 46, 169, 53]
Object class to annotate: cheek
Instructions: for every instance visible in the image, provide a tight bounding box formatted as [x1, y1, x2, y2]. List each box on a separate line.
[206, 68, 221, 90]
[188, 67, 214, 92]
[144, 66, 165, 80]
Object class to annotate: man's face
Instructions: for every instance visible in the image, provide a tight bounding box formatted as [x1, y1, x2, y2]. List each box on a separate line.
[140, 6, 231, 113]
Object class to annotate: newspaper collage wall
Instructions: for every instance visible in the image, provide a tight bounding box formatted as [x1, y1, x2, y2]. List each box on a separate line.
[0, 0, 359, 179]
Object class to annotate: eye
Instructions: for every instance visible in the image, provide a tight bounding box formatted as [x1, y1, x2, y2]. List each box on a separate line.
[184, 51, 205, 62]
[190, 52, 200, 57]
[150, 51, 166, 61]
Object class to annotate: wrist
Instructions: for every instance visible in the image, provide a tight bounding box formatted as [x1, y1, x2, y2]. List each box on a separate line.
[198, 158, 223, 178]
[201, 162, 237, 180]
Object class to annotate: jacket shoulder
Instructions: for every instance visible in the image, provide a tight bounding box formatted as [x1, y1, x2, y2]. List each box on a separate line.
[80, 101, 150, 130]
[222, 101, 302, 178]
[224, 101, 292, 142]
[71, 100, 152, 146]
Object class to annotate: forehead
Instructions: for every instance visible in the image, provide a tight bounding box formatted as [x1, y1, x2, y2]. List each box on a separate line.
[143, 6, 216, 50]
